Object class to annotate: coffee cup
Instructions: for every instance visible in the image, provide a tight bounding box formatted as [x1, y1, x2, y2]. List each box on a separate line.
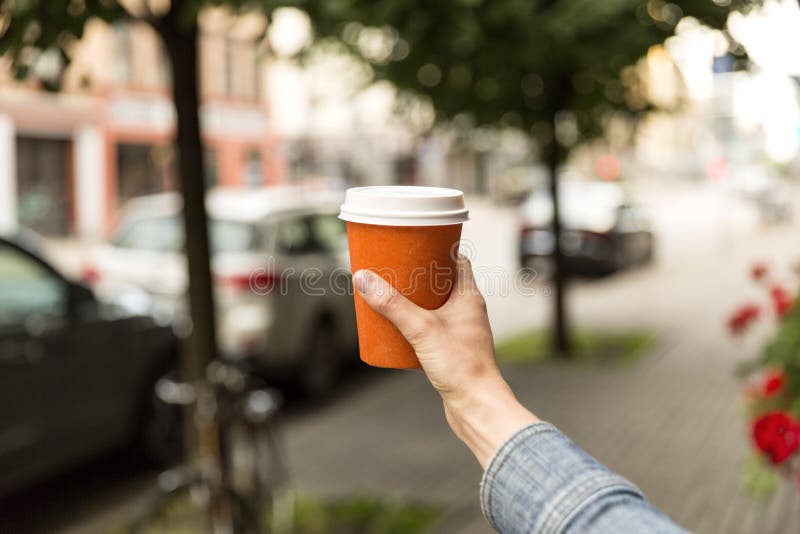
[339, 186, 469, 368]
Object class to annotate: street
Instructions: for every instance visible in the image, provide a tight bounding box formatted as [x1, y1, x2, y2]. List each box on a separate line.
[3, 183, 800, 533]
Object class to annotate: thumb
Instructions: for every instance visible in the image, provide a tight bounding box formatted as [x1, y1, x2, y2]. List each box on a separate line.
[353, 269, 434, 343]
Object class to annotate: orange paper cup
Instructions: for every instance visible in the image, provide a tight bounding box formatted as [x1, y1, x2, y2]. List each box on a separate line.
[339, 186, 469, 369]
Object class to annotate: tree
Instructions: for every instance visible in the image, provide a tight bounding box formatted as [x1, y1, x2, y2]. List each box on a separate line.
[303, 0, 752, 355]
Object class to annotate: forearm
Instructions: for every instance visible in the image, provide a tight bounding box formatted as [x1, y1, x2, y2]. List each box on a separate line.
[480, 423, 688, 534]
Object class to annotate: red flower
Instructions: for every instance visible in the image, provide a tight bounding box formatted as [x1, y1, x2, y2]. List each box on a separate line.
[751, 263, 768, 281]
[762, 369, 786, 397]
[770, 285, 794, 318]
[753, 412, 800, 464]
[727, 304, 761, 334]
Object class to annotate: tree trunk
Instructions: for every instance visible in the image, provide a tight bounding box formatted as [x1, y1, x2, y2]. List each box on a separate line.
[543, 131, 570, 356]
[154, 8, 234, 532]
[156, 15, 217, 383]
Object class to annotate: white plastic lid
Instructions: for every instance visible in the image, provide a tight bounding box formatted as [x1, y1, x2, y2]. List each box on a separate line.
[339, 186, 469, 226]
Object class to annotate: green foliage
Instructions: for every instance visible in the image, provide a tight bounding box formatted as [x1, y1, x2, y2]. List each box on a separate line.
[292, 494, 440, 534]
[0, 0, 126, 89]
[112, 493, 440, 534]
[1, 0, 755, 138]
[304, 0, 753, 148]
[763, 305, 800, 374]
[0, 0, 295, 89]
[740, 453, 780, 499]
[495, 328, 654, 364]
[741, 304, 800, 419]
[732, 277, 799, 498]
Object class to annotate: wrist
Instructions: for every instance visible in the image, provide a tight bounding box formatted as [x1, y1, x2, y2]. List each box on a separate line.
[444, 379, 539, 469]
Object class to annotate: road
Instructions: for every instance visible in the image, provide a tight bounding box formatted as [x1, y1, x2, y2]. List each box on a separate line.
[2, 182, 799, 533]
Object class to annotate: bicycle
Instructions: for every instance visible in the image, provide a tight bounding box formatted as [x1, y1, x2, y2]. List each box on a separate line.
[131, 360, 292, 534]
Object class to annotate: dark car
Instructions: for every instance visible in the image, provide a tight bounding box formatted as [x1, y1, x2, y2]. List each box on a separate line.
[519, 181, 654, 277]
[0, 231, 180, 495]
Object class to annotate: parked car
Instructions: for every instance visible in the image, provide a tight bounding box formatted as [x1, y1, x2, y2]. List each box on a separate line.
[0, 230, 180, 496]
[519, 181, 654, 277]
[86, 187, 358, 396]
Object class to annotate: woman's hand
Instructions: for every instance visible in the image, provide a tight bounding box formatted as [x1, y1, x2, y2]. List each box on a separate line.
[353, 256, 538, 468]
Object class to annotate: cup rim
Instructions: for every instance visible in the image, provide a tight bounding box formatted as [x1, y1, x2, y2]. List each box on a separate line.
[338, 186, 469, 226]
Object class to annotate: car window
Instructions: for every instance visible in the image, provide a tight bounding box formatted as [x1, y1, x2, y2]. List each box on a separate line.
[0, 243, 67, 328]
[276, 216, 316, 255]
[617, 206, 649, 232]
[114, 216, 259, 253]
[523, 184, 623, 233]
[211, 220, 260, 253]
[309, 213, 347, 253]
[114, 216, 182, 252]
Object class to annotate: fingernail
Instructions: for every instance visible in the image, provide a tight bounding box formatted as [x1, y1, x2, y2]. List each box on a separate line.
[353, 270, 373, 295]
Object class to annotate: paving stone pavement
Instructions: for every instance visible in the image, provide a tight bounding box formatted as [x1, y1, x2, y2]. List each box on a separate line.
[282, 318, 800, 534]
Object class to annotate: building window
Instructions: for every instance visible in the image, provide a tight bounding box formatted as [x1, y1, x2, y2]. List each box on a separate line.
[116, 143, 175, 204]
[16, 136, 71, 236]
[200, 33, 226, 98]
[199, 32, 260, 101]
[114, 24, 132, 84]
[155, 39, 171, 88]
[243, 150, 263, 186]
[228, 38, 259, 101]
[114, 22, 170, 89]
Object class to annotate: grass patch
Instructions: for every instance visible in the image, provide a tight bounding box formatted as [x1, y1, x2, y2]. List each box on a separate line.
[115, 493, 440, 534]
[496, 329, 655, 366]
[293, 494, 440, 534]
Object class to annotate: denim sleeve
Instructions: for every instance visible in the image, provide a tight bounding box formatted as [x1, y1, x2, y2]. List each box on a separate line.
[480, 422, 689, 534]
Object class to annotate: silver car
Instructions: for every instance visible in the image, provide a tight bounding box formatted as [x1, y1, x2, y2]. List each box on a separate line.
[86, 187, 358, 395]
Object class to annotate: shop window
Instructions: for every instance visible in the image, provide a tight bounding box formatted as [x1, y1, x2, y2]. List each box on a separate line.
[16, 136, 70, 236]
[116, 144, 175, 204]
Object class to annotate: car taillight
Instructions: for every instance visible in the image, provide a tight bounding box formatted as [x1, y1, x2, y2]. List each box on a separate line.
[216, 271, 278, 294]
[82, 264, 101, 285]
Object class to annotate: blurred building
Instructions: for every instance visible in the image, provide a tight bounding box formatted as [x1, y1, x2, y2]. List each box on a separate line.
[0, 12, 283, 239]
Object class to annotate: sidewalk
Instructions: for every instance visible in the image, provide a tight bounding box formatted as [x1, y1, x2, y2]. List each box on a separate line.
[283, 307, 799, 533]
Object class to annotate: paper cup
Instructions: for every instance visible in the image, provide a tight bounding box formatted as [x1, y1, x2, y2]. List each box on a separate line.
[339, 186, 469, 369]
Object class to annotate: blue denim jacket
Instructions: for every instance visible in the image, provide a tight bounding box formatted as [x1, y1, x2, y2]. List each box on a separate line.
[480, 422, 688, 534]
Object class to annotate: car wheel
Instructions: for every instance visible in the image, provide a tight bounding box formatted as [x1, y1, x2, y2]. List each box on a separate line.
[140, 374, 184, 466]
[300, 321, 340, 398]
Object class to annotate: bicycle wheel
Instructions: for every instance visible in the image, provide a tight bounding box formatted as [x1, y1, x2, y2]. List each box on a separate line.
[222, 415, 293, 533]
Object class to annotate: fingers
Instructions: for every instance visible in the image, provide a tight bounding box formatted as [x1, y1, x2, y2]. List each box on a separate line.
[448, 254, 483, 303]
[353, 269, 435, 343]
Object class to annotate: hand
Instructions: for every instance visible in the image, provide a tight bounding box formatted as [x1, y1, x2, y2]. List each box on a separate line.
[353, 255, 538, 468]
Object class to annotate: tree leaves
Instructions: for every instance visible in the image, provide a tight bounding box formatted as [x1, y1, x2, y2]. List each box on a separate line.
[0, 0, 127, 89]
[302, 0, 752, 145]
